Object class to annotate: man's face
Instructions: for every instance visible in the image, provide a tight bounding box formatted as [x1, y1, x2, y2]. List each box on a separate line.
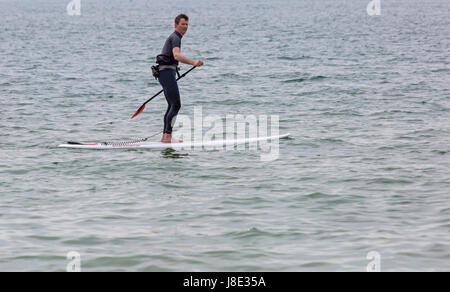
[175, 18, 189, 35]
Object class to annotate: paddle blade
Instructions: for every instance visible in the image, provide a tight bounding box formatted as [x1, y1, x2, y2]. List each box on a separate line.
[131, 104, 146, 119]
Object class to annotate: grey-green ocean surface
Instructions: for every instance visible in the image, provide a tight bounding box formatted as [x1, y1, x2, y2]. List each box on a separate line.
[1, 0, 449, 271]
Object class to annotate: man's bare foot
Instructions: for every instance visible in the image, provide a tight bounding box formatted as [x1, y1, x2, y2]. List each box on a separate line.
[161, 133, 183, 143]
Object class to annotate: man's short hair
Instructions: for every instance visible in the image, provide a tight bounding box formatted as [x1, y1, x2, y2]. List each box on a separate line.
[175, 14, 189, 24]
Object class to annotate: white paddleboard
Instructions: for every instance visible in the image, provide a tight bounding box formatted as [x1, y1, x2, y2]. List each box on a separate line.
[58, 133, 290, 150]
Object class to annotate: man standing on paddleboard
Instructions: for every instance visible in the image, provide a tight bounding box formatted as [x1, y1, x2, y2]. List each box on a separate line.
[157, 14, 203, 143]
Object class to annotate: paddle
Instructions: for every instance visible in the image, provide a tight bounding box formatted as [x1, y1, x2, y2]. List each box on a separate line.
[130, 66, 197, 119]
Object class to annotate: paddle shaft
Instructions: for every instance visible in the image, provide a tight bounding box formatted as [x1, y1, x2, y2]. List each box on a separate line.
[143, 66, 196, 107]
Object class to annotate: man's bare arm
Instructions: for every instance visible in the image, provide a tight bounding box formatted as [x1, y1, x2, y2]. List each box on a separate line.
[173, 47, 203, 67]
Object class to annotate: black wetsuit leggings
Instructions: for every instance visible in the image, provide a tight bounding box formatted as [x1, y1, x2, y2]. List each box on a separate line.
[158, 69, 181, 134]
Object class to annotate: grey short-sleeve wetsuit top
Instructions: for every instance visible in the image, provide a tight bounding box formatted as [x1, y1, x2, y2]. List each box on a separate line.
[160, 31, 183, 66]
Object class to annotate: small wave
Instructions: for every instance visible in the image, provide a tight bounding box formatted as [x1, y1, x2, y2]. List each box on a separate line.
[64, 77, 80, 81]
[368, 178, 414, 185]
[277, 56, 311, 60]
[283, 78, 306, 83]
[305, 192, 332, 199]
[215, 99, 259, 105]
[219, 73, 242, 79]
[300, 262, 333, 268]
[321, 110, 363, 117]
[203, 250, 238, 257]
[432, 150, 447, 155]
[309, 75, 327, 81]
[62, 235, 104, 246]
[283, 76, 327, 83]
[227, 227, 274, 239]
[28, 235, 61, 241]
[431, 68, 450, 73]
[85, 255, 143, 270]
[319, 138, 347, 144]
